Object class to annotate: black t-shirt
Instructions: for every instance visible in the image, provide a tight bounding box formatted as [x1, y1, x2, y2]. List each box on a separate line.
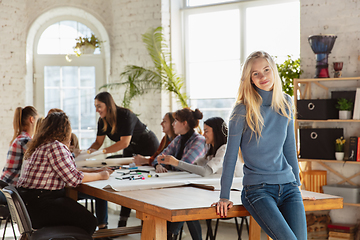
[96, 107, 146, 142]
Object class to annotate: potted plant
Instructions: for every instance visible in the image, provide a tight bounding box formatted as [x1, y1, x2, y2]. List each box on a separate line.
[74, 34, 102, 56]
[276, 55, 303, 96]
[336, 98, 353, 120]
[335, 136, 346, 160]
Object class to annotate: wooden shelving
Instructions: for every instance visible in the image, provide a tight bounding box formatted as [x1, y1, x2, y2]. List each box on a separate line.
[294, 77, 360, 208]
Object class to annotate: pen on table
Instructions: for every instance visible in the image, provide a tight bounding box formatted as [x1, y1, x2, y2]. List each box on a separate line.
[130, 169, 150, 173]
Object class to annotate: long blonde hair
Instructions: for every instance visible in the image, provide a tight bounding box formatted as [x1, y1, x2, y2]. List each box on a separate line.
[236, 51, 293, 138]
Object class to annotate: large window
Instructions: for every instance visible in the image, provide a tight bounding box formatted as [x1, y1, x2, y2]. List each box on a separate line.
[183, 0, 300, 122]
[34, 20, 104, 148]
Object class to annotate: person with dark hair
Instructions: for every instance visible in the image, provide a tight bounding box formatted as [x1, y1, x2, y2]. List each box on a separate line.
[152, 108, 206, 240]
[89, 91, 159, 227]
[133, 112, 176, 166]
[17, 112, 112, 235]
[160, 117, 242, 177]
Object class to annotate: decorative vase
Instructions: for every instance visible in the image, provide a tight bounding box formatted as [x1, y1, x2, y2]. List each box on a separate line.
[308, 34, 337, 78]
[335, 152, 344, 161]
[339, 110, 351, 120]
[333, 62, 343, 78]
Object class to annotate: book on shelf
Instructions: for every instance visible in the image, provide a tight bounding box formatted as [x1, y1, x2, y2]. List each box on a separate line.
[329, 231, 354, 238]
[348, 136, 358, 161]
[328, 223, 357, 233]
[353, 88, 360, 119]
[358, 137, 360, 162]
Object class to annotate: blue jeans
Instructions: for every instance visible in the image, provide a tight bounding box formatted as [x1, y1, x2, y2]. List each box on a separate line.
[241, 182, 307, 240]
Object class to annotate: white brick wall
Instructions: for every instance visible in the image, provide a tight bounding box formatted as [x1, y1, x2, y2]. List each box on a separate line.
[301, 0, 360, 224]
[0, 0, 169, 168]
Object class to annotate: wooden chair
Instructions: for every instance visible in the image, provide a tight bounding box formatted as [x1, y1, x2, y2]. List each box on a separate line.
[1, 185, 93, 240]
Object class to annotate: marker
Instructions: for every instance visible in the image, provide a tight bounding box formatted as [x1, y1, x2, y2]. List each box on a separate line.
[132, 176, 145, 180]
[130, 169, 150, 173]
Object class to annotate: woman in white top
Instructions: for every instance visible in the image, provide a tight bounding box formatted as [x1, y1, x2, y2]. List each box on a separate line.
[160, 117, 242, 177]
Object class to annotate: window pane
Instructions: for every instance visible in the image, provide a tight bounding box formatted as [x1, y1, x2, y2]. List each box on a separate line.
[188, 60, 240, 99]
[187, 0, 236, 7]
[188, 10, 240, 62]
[62, 66, 78, 87]
[44, 66, 60, 87]
[37, 20, 99, 55]
[80, 67, 95, 86]
[246, 2, 300, 62]
[45, 89, 60, 113]
[81, 89, 96, 130]
[63, 89, 79, 129]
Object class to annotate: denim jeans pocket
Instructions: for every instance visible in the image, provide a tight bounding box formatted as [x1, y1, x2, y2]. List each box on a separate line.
[290, 181, 299, 187]
[244, 183, 266, 192]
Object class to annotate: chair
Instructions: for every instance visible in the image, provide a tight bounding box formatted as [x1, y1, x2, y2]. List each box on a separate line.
[1, 186, 93, 240]
[205, 217, 249, 240]
[0, 180, 17, 240]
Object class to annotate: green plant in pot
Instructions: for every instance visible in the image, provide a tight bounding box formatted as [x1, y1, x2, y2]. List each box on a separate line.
[276, 55, 303, 96]
[336, 98, 353, 120]
[101, 26, 188, 109]
[335, 136, 345, 160]
[74, 34, 102, 56]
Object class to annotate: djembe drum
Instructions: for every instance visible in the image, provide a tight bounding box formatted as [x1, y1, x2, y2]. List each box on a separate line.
[308, 34, 337, 78]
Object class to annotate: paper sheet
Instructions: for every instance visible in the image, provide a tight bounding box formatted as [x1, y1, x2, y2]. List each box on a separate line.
[76, 157, 135, 168]
[75, 150, 105, 161]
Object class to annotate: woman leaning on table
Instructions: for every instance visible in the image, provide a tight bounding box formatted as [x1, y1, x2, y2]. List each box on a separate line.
[88, 91, 159, 228]
[212, 51, 307, 240]
[17, 112, 112, 235]
[152, 108, 206, 240]
[160, 116, 243, 177]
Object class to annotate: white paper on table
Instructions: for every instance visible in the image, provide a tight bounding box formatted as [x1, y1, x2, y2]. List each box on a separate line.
[76, 157, 135, 168]
[84, 168, 243, 192]
[75, 150, 105, 161]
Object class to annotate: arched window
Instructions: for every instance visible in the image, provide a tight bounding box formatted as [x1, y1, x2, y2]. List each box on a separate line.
[33, 19, 105, 149]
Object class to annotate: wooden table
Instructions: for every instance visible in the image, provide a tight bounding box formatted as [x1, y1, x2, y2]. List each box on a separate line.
[68, 183, 343, 240]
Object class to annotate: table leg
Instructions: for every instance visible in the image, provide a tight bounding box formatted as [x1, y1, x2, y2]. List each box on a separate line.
[137, 212, 166, 240]
[249, 216, 261, 240]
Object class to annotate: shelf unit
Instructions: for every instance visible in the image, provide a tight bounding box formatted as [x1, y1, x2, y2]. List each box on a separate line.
[294, 77, 360, 207]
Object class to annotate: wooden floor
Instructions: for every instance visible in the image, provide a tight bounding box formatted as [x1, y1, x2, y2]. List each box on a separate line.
[0, 209, 269, 240]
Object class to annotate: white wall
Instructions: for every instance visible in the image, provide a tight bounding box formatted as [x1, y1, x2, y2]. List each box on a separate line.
[300, 0, 360, 224]
[0, 0, 170, 168]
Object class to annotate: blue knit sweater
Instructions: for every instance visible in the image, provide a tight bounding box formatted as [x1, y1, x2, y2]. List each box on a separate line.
[220, 87, 300, 200]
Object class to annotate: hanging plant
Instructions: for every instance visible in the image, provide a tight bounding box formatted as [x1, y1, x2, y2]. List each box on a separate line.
[74, 34, 102, 56]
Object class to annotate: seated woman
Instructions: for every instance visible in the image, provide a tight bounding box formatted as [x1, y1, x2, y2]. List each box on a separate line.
[17, 112, 112, 235]
[133, 112, 176, 166]
[47, 108, 109, 230]
[152, 108, 205, 240]
[160, 117, 243, 177]
[0, 106, 38, 204]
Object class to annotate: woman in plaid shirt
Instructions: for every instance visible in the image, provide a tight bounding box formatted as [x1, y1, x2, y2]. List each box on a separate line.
[152, 108, 206, 240]
[17, 112, 112, 235]
[0, 106, 38, 204]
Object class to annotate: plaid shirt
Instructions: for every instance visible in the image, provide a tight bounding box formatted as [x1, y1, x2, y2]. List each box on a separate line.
[153, 132, 206, 166]
[17, 140, 84, 190]
[1, 132, 31, 185]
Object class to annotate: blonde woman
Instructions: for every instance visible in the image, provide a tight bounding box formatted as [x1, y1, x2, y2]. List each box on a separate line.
[213, 51, 306, 240]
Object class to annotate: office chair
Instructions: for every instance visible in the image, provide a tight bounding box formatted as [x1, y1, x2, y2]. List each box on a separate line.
[205, 217, 249, 240]
[1, 185, 93, 240]
[0, 180, 17, 240]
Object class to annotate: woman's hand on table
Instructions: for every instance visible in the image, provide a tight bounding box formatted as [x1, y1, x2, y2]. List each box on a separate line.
[155, 164, 167, 173]
[133, 154, 149, 166]
[211, 198, 233, 218]
[159, 154, 179, 166]
[99, 169, 113, 180]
